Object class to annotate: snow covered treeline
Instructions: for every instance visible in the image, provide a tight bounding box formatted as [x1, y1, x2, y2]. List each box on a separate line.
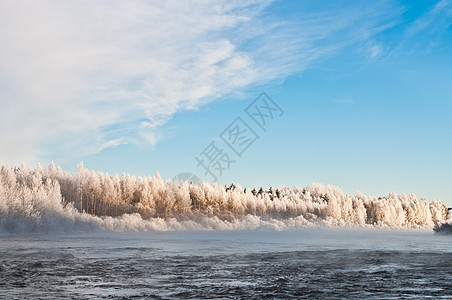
[0, 162, 449, 232]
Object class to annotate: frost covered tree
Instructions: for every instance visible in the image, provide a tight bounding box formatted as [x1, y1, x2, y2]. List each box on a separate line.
[0, 162, 449, 233]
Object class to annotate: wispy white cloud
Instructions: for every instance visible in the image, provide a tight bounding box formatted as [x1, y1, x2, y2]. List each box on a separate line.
[365, 42, 385, 59]
[332, 97, 355, 105]
[0, 0, 401, 165]
[405, 0, 452, 38]
[392, 0, 452, 55]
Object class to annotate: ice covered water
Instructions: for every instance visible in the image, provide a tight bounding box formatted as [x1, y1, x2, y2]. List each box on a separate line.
[1, 229, 451, 299]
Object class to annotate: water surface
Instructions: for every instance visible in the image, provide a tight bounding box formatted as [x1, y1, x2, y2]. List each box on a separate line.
[1, 229, 451, 299]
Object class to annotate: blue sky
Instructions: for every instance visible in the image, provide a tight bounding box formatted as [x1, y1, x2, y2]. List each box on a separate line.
[0, 0, 451, 205]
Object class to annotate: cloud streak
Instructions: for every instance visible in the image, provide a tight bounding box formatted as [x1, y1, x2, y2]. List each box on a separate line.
[0, 0, 402, 165]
